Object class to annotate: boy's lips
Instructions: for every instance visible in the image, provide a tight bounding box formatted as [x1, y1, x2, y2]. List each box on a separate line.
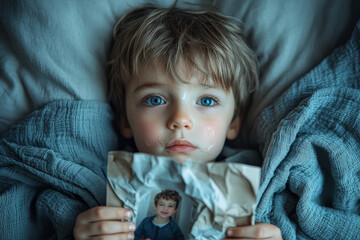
[166, 139, 197, 153]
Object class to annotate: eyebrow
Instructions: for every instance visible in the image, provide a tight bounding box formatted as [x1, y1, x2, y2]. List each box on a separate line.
[133, 83, 167, 93]
[159, 200, 176, 204]
[133, 82, 219, 93]
[199, 82, 218, 89]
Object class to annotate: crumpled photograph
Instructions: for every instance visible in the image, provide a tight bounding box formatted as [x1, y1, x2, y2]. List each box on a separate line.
[107, 151, 261, 240]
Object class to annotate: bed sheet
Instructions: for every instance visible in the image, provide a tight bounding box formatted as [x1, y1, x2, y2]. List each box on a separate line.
[1, 0, 359, 138]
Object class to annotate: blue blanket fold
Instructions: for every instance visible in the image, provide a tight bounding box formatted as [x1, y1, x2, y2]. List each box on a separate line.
[251, 20, 360, 239]
[0, 100, 118, 239]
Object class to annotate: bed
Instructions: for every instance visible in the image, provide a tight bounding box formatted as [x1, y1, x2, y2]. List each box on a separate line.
[0, 0, 359, 239]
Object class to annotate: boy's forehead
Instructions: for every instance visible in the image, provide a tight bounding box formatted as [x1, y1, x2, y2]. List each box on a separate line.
[158, 198, 176, 203]
[133, 62, 220, 89]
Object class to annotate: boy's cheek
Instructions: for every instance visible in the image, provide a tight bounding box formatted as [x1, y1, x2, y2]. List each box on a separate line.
[198, 120, 225, 142]
[198, 119, 229, 154]
[131, 119, 163, 152]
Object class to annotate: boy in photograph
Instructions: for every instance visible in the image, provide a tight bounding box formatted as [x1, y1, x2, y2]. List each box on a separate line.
[135, 190, 184, 240]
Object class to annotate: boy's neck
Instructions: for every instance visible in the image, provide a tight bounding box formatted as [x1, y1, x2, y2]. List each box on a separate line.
[153, 215, 170, 224]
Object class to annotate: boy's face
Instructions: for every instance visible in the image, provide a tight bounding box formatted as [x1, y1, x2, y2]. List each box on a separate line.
[120, 60, 240, 164]
[154, 198, 177, 220]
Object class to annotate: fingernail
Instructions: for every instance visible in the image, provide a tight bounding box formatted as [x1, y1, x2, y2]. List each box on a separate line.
[126, 211, 132, 218]
[227, 229, 233, 236]
[128, 233, 134, 239]
[129, 223, 136, 231]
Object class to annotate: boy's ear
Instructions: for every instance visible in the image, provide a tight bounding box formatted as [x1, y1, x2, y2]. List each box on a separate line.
[226, 115, 241, 140]
[118, 116, 133, 139]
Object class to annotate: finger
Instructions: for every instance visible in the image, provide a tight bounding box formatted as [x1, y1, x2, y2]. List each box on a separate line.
[88, 221, 136, 236]
[226, 223, 281, 239]
[226, 225, 255, 238]
[78, 207, 133, 223]
[89, 232, 134, 240]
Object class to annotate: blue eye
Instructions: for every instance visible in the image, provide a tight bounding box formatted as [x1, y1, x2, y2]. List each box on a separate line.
[144, 96, 165, 106]
[197, 97, 217, 107]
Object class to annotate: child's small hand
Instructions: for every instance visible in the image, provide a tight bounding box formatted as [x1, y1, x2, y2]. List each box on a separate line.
[73, 206, 136, 240]
[224, 222, 282, 240]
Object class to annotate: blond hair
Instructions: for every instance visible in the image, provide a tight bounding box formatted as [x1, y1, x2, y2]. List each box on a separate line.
[108, 5, 259, 117]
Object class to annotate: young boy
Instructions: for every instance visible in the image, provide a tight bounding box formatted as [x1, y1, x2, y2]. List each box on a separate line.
[74, 4, 282, 240]
[135, 190, 184, 240]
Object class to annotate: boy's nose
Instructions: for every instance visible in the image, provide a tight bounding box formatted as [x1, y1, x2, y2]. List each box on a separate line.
[167, 106, 193, 131]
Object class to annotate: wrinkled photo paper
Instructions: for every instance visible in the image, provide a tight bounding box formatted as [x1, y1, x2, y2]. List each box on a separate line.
[106, 151, 260, 240]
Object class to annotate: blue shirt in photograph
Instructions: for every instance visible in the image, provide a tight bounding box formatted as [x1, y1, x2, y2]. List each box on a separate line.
[135, 215, 185, 240]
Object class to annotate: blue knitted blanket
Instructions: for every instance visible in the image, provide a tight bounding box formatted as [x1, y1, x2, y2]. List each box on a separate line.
[0, 101, 118, 239]
[251, 20, 360, 239]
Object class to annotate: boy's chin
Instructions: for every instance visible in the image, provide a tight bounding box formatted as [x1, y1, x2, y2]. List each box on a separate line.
[171, 155, 191, 164]
[169, 155, 213, 164]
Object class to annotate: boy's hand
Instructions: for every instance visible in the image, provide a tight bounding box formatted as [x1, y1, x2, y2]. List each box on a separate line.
[224, 222, 282, 240]
[73, 206, 136, 240]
